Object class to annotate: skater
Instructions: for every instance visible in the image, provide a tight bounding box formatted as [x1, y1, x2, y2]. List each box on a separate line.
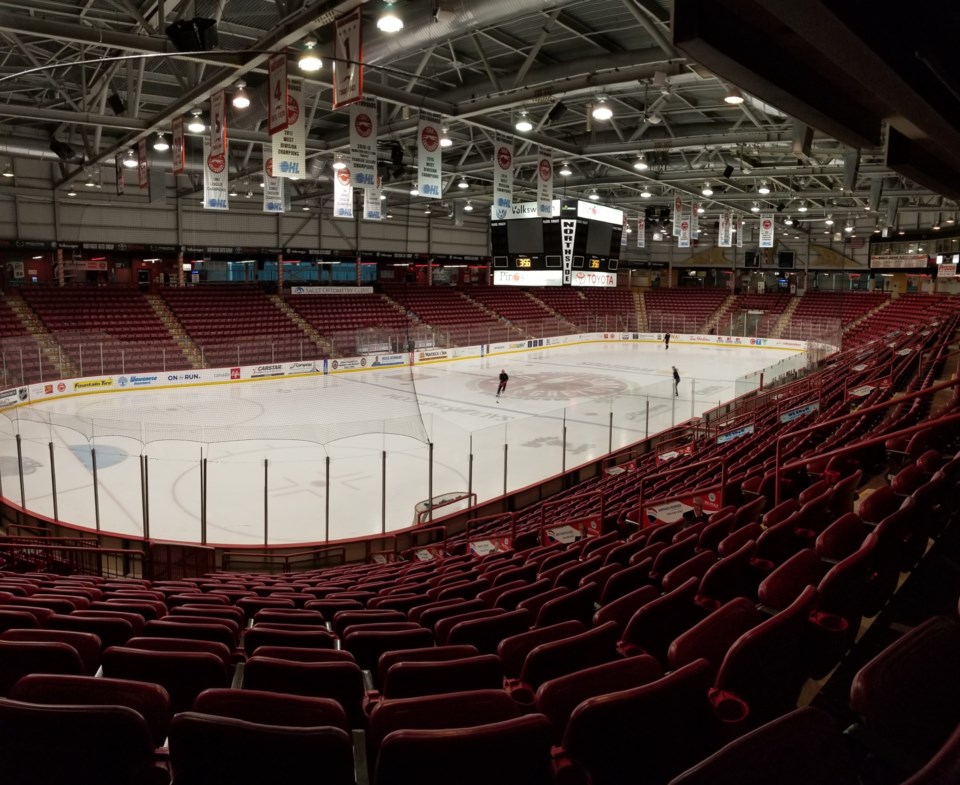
[496, 369, 509, 400]
[664, 332, 671, 350]
[672, 366, 680, 397]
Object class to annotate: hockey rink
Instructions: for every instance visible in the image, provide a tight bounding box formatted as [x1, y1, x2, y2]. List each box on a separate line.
[1, 340, 807, 545]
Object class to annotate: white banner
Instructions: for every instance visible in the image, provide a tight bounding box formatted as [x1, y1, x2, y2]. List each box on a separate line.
[267, 54, 289, 135]
[673, 196, 682, 236]
[363, 180, 382, 220]
[759, 212, 775, 248]
[492, 135, 514, 219]
[691, 202, 699, 234]
[678, 213, 691, 248]
[561, 218, 576, 284]
[333, 166, 354, 218]
[333, 8, 363, 109]
[417, 111, 443, 199]
[571, 271, 616, 288]
[349, 97, 378, 189]
[272, 78, 306, 179]
[171, 114, 185, 175]
[938, 263, 957, 277]
[202, 139, 229, 210]
[137, 138, 148, 190]
[209, 89, 226, 157]
[263, 146, 283, 213]
[736, 214, 744, 248]
[638, 216, 645, 248]
[719, 211, 732, 247]
[536, 149, 553, 218]
[494, 269, 563, 286]
[115, 152, 124, 195]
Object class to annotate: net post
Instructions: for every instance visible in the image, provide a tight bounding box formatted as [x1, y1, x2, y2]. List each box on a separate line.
[562, 410, 567, 473]
[428, 442, 434, 524]
[48, 441, 58, 521]
[325, 456, 330, 542]
[200, 455, 207, 545]
[608, 408, 614, 454]
[16, 433, 25, 507]
[691, 378, 696, 420]
[503, 442, 508, 496]
[381, 450, 387, 534]
[140, 454, 150, 541]
[91, 447, 101, 531]
[645, 398, 650, 439]
[263, 458, 269, 547]
[468, 434, 474, 503]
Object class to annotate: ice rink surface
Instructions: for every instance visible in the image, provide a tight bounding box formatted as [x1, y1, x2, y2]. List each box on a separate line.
[1, 340, 806, 545]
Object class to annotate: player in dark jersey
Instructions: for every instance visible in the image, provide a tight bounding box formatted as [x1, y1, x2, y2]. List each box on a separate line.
[664, 332, 671, 350]
[673, 366, 680, 396]
[496, 369, 509, 400]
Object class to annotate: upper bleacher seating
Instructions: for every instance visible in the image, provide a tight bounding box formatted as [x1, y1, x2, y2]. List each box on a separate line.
[644, 289, 729, 333]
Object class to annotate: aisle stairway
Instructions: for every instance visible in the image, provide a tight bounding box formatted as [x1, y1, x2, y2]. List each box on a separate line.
[270, 295, 331, 358]
[145, 294, 204, 369]
[772, 296, 802, 338]
[3, 294, 75, 378]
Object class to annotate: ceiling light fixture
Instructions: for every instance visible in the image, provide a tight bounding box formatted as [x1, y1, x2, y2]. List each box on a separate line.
[784, 216, 794, 225]
[232, 81, 250, 109]
[302, 203, 311, 211]
[187, 110, 205, 133]
[377, 0, 404, 33]
[1, 164, 13, 177]
[589, 189, 600, 201]
[153, 132, 169, 152]
[798, 201, 808, 212]
[932, 216, 942, 230]
[633, 154, 648, 171]
[331, 155, 347, 171]
[457, 177, 469, 189]
[758, 180, 770, 195]
[824, 215, 834, 226]
[724, 87, 745, 105]
[640, 188, 652, 198]
[844, 222, 854, 233]
[702, 183, 713, 196]
[591, 100, 613, 121]
[66, 188, 77, 197]
[245, 190, 252, 199]
[122, 149, 138, 168]
[84, 174, 96, 187]
[229, 186, 238, 197]
[410, 187, 419, 196]
[298, 37, 322, 71]
[750, 202, 760, 212]
[515, 111, 533, 133]
[558, 162, 572, 177]
[440, 127, 453, 148]
[464, 201, 474, 212]
[696, 205, 705, 215]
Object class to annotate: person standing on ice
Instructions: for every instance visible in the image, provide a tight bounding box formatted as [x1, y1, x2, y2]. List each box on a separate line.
[496, 369, 509, 400]
[673, 366, 680, 397]
[664, 332, 671, 350]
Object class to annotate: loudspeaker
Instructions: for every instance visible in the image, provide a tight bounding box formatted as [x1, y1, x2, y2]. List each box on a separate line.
[722, 164, 734, 178]
[166, 17, 218, 52]
[49, 139, 78, 162]
[107, 93, 125, 115]
[776, 202, 786, 213]
[546, 102, 567, 124]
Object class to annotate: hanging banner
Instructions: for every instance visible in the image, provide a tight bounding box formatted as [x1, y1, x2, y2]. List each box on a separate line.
[759, 212, 775, 248]
[267, 54, 289, 136]
[678, 214, 691, 248]
[737, 214, 744, 248]
[333, 7, 363, 109]
[673, 196, 682, 236]
[349, 97, 378, 189]
[263, 147, 283, 214]
[272, 78, 306, 179]
[691, 202, 700, 234]
[492, 135, 514, 219]
[561, 218, 576, 284]
[536, 149, 553, 218]
[171, 115, 185, 175]
[363, 180, 382, 221]
[417, 110, 443, 199]
[209, 89, 226, 157]
[638, 216, 645, 248]
[719, 211, 732, 247]
[137, 138, 148, 190]
[333, 166, 354, 219]
[115, 152, 124, 195]
[202, 139, 229, 210]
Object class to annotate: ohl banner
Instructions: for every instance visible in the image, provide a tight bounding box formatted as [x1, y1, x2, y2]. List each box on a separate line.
[718, 211, 732, 247]
[171, 114, 185, 175]
[333, 166, 354, 219]
[267, 54, 289, 136]
[137, 138, 149, 190]
[561, 219, 576, 285]
[736, 214, 744, 247]
[673, 196, 683, 236]
[363, 180, 382, 221]
[272, 78, 306, 179]
[333, 8, 363, 109]
[678, 213, 691, 248]
[691, 202, 700, 234]
[759, 212, 775, 248]
[115, 152, 124, 195]
[202, 139, 229, 210]
[416, 111, 442, 199]
[536, 149, 553, 218]
[637, 216, 645, 248]
[262, 146, 283, 214]
[349, 97, 378, 189]
[492, 135, 514, 219]
[209, 90, 226, 157]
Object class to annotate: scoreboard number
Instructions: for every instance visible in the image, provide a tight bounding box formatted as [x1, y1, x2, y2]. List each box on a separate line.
[516, 257, 533, 268]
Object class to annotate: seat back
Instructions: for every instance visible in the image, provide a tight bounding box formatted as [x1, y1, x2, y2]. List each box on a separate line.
[342, 628, 435, 674]
[0, 628, 101, 675]
[497, 620, 586, 679]
[376, 645, 478, 688]
[445, 608, 531, 654]
[520, 621, 619, 691]
[122, 635, 232, 666]
[0, 640, 85, 696]
[101, 647, 227, 714]
[141, 619, 235, 650]
[193, 688, 348, 731]
[592, 584, 658, 634]
[382, 654, 503, 700]
[534, 582, 598, 628]
[46, 614, 134, 650]
[668, 597, 763, 674]
[618, 576, 703, 663]
[243, 626, 336, 657]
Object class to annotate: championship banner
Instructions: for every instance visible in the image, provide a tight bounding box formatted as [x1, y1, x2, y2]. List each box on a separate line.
[416, 110, 443, 199]
[736, 214, 744, 248]
[718, 211, 732, 247]
[332, 7, 363, 109]
[638, 216, 645, 248]
[349, 97, 378, 189]
[209, 89, 226, 157]
[363, 180, 382, 221]
[171, 114, 185, 175]
[691, 202, 700, 234]
[759, 212, 775, 248]
[678, 213, 691, 248]
[561, 219, 576, 284]
[137, 138, 148, 190]
[267, 54, 289, 136]
[673, 196, 682, 236]
[492, 135, 514, 219]
[115, 152, 124, 195]
[272, 78, 306, 179]
[536, 149, 553, 218]
[262, 146, 283, 214]
[202, 139, 229, 211]
[333, 165, 354, 218]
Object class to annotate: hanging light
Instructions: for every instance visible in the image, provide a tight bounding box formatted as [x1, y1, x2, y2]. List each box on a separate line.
[187, 110, 205, 133]
[66, 188, 77, 196]
[122, 149, 138, 168]
[302, 203, 311, 211]
[464, 201, 474, 212]
[245, 190, 253, 199]
[640, 188, 653, 198]
[633, 154, 648, 171]
[515, 112, 533, 133]
[410, 187, 419, 196]
[84, 173, 96, 187]
[724, 87, 744, 105]
[798, 201, 808, 212]
[784, 216, 794, 225]
[424, 206, 432, 215]
[947, 214, 956, 224]
[232, 81, 250, 109]
[153, 132, 169, 152]
[589, 189, 600, 201]
[750, 202, 760, 212]
[696, 204, 705, 215]
[591, 100, 613, 121]
[440, 127, 453, 148]
[844, 221, 854, 233]
[558, 162, 573, 177]
[702, 182, 713, 196]
[932, 215, 942, 230]
[758, 180, 770, 195]
[1, 164, 13, 177]
[380, 193, 387, 200]
[377, 0, 404, 33]
[229, 185, 238, 197]
[298, 38, 322, 71]
[824, 215, 834, 226]
[331, 155, 347, 171]
[456, 177, 468, 190]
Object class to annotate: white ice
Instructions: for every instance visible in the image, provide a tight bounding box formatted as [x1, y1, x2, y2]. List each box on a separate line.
[1, 340, 806, 545]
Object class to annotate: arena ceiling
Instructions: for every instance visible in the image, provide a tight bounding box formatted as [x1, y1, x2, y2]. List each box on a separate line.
[0, 0, 957, 239]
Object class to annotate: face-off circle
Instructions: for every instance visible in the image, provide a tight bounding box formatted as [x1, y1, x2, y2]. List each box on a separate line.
[479, 372, 629, 401]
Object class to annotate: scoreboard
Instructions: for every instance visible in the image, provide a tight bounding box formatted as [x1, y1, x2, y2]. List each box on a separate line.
[490, 198, 623, 287]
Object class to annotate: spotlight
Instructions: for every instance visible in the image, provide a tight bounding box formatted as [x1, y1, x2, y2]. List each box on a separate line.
[377, 0, 404, 33]
[758, 180, 770, 194]
[633, 154, 648, 171]
[464, 201, 474, 212]
[591, 100, 613, 121]
[187, 110, 205, 133]
[440, 127, 453, 148]
[558, 162, 573, 177]
[331, 155, 347, 171]
[515, 112, 533, 133]
[410, 188, 419, 196]
[640, 188, 652, 198]
[702, 183, 713, 196]
[457, 177, 469, 189]
[724, 87, 744, 105]
[750, 202, 760, 213]
[122, 149, 138, 168]
[232, 81, 250, 109]
[298, 38, 322, 72]
[153, 132, 169, 152]
[784, 216, 793, 225]
[589, 189, 600, 201]
[798, 202, 808, 212]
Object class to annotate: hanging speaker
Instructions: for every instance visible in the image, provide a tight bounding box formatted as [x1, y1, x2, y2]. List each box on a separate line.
[722, 164, 734, 178]
[107, 93, 126, 115]
[166, 17, 218, 52]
